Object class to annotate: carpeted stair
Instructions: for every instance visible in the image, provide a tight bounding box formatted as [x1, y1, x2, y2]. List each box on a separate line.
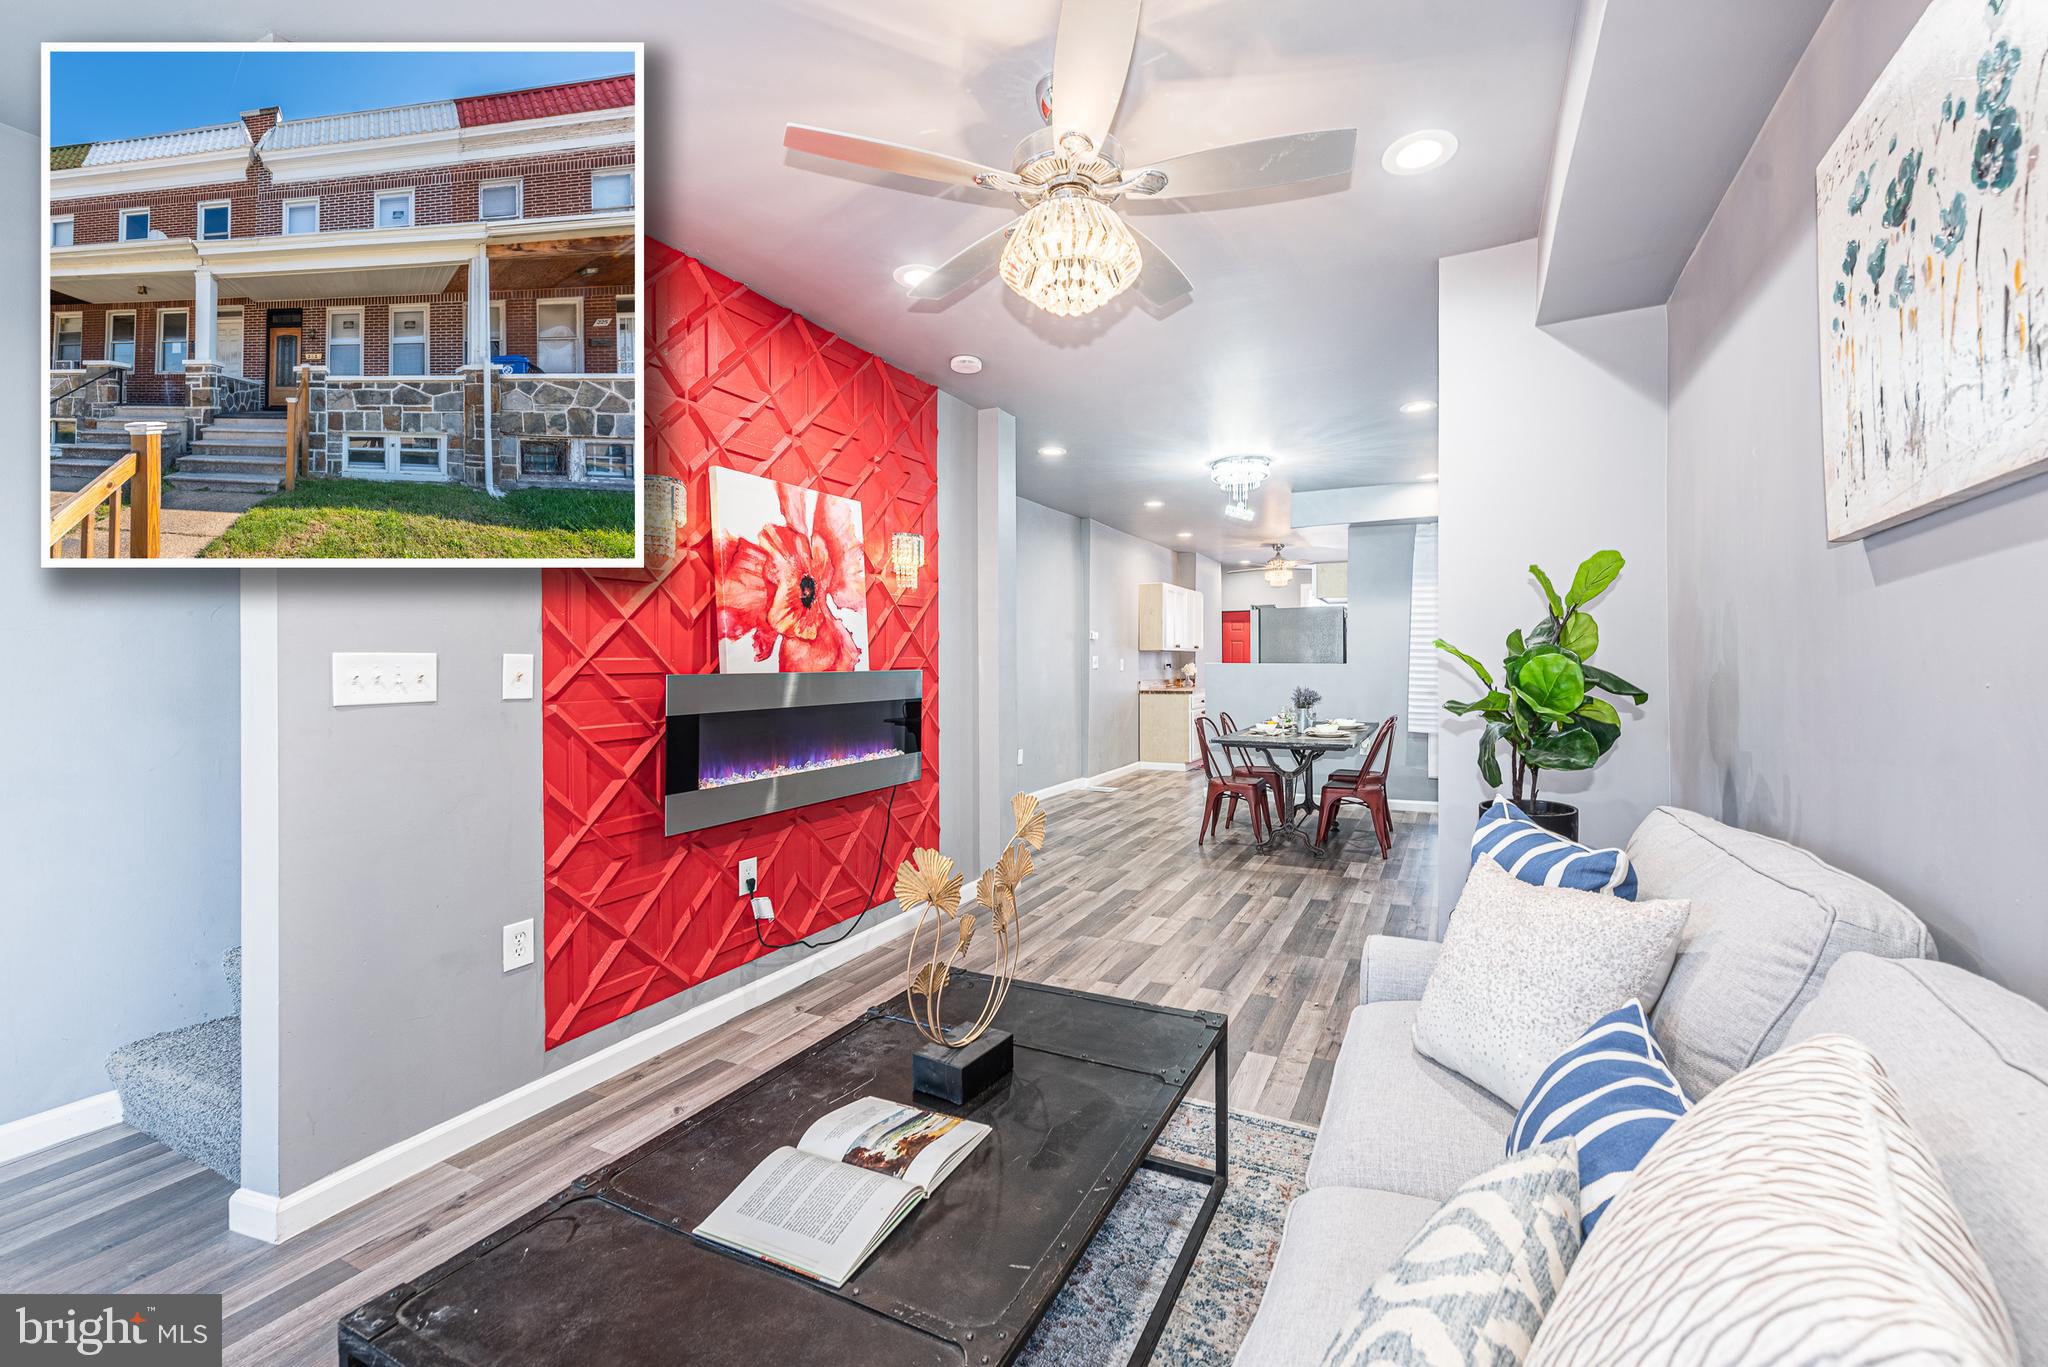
[105, 947, 240, 1181]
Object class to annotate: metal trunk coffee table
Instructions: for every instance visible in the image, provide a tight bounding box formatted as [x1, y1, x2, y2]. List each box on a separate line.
[339, 975, 1227, 1367]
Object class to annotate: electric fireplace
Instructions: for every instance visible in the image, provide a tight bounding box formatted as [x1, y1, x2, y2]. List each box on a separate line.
[663, 670, 923, 835]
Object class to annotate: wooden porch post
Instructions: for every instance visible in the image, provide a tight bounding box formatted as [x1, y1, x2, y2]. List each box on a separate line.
[125, 421, 163, 559]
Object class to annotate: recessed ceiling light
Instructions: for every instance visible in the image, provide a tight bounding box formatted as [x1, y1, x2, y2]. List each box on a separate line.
[1240, 559, 1252, 566]
[1421, 472, 1440, 481]
[1176, 531, 1193, 539]
[893, 264, 934, 289]
[1038, 444, 1067, 458]
[1383, 129, 1458, 176]
[949, 354, 983, 375]
[1399, 399, 1438, 415]
[1143, 499, 1164, 509]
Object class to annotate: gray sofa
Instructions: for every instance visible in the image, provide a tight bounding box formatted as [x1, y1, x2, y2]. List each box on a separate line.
[1235, 807, 2048, 1365]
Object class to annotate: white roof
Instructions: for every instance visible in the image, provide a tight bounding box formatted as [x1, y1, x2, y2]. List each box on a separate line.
[263, 100, 460, 151]
[80, 123, 250, 166]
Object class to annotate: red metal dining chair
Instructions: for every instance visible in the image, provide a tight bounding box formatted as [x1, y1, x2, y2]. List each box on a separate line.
[1216, 710, 1285, 826]
[1195, 715, 1273, 846]
[1316, 716, 1396, 853]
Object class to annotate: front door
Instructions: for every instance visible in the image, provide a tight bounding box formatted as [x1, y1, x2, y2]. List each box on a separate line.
[535, 301, 579, 373]
[266, 325, 301, 407]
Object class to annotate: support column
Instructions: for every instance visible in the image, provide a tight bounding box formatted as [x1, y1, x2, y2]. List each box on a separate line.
[467, 246, 491, 366]
[192, 266, 217, 363]
[974, 408, 1018, 868]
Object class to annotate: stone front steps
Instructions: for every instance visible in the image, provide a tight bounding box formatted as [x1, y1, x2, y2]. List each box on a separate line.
[167, 414, 289, 496]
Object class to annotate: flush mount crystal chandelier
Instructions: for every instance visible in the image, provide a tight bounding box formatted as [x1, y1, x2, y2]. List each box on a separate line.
[781, 0, 1357, 320]
[1210, 454, 1271, 523]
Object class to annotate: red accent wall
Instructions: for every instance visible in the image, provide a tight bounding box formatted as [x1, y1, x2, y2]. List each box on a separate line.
[539, 240, 940, 1049]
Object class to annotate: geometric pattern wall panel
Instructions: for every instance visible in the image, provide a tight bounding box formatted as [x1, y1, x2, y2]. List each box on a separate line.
[541, 240, 938, 1048]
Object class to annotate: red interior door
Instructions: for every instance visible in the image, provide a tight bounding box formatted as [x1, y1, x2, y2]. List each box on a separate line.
[1221, 610, 1251, 664]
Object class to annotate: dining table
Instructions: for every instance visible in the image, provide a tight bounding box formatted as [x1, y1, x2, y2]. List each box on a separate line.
[1214, 725, 1365, 855]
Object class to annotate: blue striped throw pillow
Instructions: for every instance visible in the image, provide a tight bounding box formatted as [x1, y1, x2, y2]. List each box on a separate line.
[1472, 797, 1638, 898]
[1508, 1000, 1689, 1237]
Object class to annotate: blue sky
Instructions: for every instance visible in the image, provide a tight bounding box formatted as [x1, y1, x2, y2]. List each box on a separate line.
[49, 49, 635, 145]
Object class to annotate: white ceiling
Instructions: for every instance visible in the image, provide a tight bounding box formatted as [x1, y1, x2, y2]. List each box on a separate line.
[668, 0, 1581, 563]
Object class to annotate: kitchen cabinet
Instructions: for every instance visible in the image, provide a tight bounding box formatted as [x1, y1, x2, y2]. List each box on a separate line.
[1139, 582, 1203, 652]
[1139, 688, 1206, 764]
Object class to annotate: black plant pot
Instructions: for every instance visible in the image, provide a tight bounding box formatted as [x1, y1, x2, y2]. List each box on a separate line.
[1480, 799, 1580, 842]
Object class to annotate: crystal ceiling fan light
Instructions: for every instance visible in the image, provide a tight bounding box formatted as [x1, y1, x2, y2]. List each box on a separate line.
[1208, 453, 1272, 509]
[999, 192, 1143, 318]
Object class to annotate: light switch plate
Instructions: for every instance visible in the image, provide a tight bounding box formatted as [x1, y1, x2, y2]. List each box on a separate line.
[1091, 655, 1099, 670]
[502, 918, 534, 972]
[333, 652, 437, 707]
[502, 653, 534, 700]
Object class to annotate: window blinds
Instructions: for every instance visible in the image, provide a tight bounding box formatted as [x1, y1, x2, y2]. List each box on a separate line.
[1408, 522, 1440, 733]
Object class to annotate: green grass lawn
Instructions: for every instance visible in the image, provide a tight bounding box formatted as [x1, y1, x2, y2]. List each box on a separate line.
[199, 479, 637, 560]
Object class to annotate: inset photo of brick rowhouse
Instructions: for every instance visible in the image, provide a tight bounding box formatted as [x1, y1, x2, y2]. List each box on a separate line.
[43, 42, 644, 565]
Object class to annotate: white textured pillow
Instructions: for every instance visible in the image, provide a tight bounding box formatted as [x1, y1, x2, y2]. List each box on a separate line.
[1529, 1034, 2018, 1366]
[1414, 858, 1688, 1106]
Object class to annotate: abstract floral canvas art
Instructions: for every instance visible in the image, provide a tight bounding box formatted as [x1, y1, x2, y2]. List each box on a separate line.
[1816, 0, 2048, 541]
[711, 467, 869, 672]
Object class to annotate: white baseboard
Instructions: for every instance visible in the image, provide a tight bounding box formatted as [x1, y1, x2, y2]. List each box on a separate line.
[1390, 799, 1439, 813]
[229, 903, 922, 1245]
[1032, 759, 1181, 801]
[0, 1091, 122, 1166]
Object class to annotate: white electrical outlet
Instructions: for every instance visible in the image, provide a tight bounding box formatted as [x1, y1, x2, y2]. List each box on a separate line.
[1091, 655, 1100, 670]
[502, 918, 534, 972]
[332, 652, 437, 707]
[738, 857, 759, 898]
[502, 653, 534, 700]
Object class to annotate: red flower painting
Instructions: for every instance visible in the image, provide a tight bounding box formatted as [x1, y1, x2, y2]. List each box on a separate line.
[711, 468, 869, 672]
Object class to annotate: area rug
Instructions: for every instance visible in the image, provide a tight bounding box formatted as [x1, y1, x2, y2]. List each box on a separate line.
[1018, 1101, 1316, 1365]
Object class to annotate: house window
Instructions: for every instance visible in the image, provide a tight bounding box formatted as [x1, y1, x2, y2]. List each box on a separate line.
[107, 312, 136, 367]
[327, 308, 364, 377]
[120, 209, 150, 241]
[396, 436, 443, 474]
[344, 433, 445, 479]
[388, 306, 428, 375]
[375, 190, 414, 229]
[615, 296, 636, 375]
[591, 168, 633, 210]
[478, 179, 521, 221]
[489, 300, 506, 359]
[345, 434, 387, 473]
[198, 200, 231, 241]
[283, 197, 319, 235]
[52, 312, 83, 366]
[51, 216, 73, 248]
[520, 439, 567, 477]
[156, 309, 190, 373]
[216, 308, 244, 378]
[580, 440, 633, 481]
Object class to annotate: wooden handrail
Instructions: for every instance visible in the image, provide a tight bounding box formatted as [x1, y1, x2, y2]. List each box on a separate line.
[283, 395, 301, 492]
[48, 425, 162, 560]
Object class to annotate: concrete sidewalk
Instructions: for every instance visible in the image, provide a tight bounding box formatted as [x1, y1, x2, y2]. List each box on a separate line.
[48, 488, 265, 560]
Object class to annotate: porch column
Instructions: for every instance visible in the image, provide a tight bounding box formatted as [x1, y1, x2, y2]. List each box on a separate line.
[192, 266, 217, 363]
[467, 245, 491, 366]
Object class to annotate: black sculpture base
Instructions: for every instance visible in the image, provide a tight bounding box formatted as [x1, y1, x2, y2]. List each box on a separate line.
[911, 1029, 1014, 1105]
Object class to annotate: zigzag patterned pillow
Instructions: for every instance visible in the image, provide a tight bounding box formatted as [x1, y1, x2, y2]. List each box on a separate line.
[1321, 1141, 1583, 1367]
[1472, 798, 1638, 898]
[1508, 1000, 1688, 1238]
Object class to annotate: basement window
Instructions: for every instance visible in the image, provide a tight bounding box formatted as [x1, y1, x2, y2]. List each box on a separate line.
[520, 439, 567, 478]
[580, 440, 632, 481]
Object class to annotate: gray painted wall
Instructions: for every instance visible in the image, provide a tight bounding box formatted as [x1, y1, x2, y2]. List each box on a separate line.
[1203, 524, 1437, 803]
[936, 392, 979, 859]
[1014, 499, 1088, 795]
[1667, 0, 2048, 1002]
[0, 124, 242, 1128]
[1438, 239, 1671, 928]
[1083, 520, 1175, 774]
[257, 392, 987, 1193]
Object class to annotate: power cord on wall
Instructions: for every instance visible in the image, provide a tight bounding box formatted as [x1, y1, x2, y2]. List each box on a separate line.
[750, 784, 901, 952]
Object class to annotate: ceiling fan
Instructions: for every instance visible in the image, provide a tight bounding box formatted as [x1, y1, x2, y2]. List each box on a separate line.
[781, 0, 1357, 319]
[1259, 543, 1306, 587]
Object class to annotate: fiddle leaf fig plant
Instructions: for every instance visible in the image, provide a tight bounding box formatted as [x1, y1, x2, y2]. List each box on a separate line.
[1435, 549, 1649, 809]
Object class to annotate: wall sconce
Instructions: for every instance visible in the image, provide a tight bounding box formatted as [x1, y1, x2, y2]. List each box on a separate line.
[889, 531, 926, 591]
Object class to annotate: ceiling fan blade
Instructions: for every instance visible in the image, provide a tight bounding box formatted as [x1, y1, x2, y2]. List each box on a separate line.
[907, 221, 1015, 300]
[783, 124, 1006, 188]
[1124, 222, 1192, 308]
[1123, 129, 1358, 199]
[1050, 0, 1143, 150]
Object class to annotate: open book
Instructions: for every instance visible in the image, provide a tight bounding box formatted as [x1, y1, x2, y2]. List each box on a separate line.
[693, 1096, 990, 1287]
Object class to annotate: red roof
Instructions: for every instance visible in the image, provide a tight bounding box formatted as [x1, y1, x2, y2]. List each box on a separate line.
[456, 74, 635, 128]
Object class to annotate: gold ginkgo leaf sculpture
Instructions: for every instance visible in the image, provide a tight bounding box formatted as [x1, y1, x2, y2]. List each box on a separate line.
[899, 792, 1046, 1048]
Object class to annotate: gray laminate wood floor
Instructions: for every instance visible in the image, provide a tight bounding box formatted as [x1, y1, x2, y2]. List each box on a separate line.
[0, 769, 1435, 1365]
